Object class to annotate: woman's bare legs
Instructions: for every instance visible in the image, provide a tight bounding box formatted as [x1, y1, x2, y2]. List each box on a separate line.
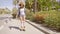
[20, 16, 23, 29]
[20, 16, 25, 31]
[22, 16, 25, 29]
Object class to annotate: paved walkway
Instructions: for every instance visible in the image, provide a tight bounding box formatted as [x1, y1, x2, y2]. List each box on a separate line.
[0, 18, 45, 34]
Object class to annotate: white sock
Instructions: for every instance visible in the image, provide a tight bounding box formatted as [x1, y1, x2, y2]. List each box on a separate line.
[21, 22, 23, 27]
[23, 21, 25, 27]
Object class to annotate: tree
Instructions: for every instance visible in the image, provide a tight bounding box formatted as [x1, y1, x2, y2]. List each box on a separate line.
[12, 0, 19, 18]
[13, 0, 19, 7]
[25, 0, 33, 9]
[25, 0, 37, 13]
[12, 7, 18, 18]
[25, 0, 59, 11]
[12, 7, 17, 14]
[33, 0, 37, 13]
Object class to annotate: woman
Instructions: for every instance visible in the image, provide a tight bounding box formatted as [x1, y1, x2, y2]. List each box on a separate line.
[19, 2, 26, 31]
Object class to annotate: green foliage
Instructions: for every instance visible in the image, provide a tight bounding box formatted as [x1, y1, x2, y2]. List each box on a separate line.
[0, 8, 11, 14]
[12, 7, 18, 18]
[25, 0, 60, 11]
[13, 0, 19, 6]
[32, 13, 45, 23]
[37, 10, 60, 31]
[26, 10, 60, 31]
[25, 9, 34, 19]
[12, 13, 16, 18]
[44, 11, 60, 31]
[25, 0, 33, 9]
[12, 7, 17, 14]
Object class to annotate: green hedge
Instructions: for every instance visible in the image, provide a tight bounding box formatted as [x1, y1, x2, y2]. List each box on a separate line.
[26, 10, 60, 31]
[44, 11, 60, 31]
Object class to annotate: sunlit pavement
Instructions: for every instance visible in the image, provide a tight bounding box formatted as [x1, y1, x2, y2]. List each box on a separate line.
[0, 17, 45, 34]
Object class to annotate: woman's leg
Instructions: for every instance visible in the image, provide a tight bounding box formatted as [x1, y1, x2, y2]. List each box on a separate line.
[20, 16, 23, 29]
[22, 16, 25, 29]
[20, 15, 26, 31]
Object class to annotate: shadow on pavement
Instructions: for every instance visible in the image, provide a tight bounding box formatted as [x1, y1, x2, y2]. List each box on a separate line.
[9, 26, 20, 31]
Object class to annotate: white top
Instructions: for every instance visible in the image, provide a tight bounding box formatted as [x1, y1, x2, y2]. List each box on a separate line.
[20, 8, 25, 15]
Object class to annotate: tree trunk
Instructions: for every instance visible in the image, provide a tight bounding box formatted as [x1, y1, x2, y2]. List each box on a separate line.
[33, 0, 37, 13]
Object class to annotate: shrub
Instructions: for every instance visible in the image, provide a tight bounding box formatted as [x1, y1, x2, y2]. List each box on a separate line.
[12, 13, 16, 19]
[32, 13, 45, 23]
[44, 11, 60, 31]
[26, 10, 60, 31]
[25, 9, 34, 20]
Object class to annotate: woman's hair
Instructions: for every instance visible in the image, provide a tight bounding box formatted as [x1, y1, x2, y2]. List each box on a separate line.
[19, 2, 24, 8]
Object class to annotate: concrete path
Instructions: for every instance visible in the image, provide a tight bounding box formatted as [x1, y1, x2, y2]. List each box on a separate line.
[0, 18, 45, 34]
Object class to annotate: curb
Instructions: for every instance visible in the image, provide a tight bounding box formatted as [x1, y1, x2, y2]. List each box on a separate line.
[26, 20, 60, 34]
